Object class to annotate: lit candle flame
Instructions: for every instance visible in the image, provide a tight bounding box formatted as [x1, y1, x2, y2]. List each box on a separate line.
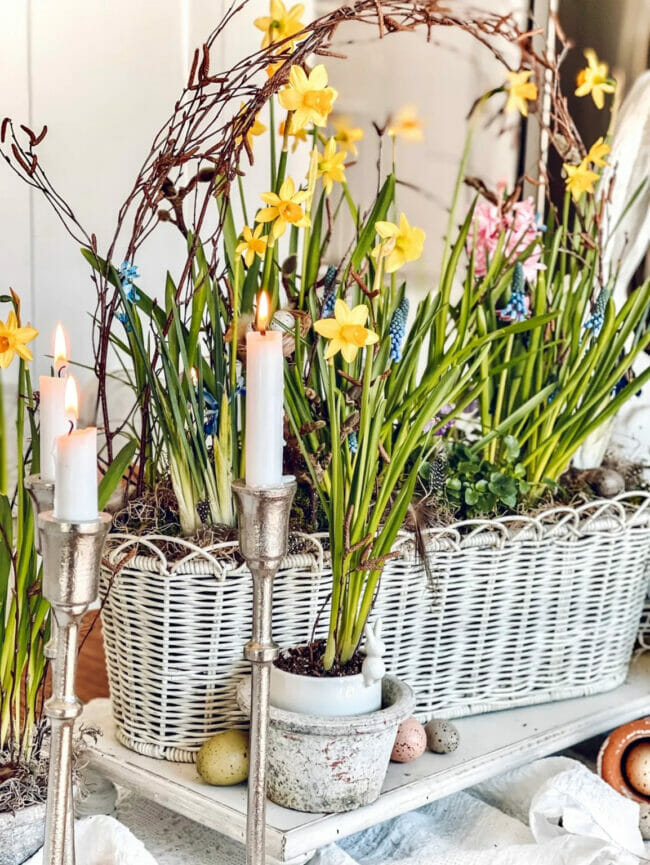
[53, 323, 68, 376]
[64, 375, 79, 430]
[189, 367, 199, 388]
[256, 291, 271, 335]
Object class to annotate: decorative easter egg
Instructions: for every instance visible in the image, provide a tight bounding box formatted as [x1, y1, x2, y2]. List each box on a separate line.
[625, 742, 650, 796]
[391, 717, 427, 763]
[196, 729, 250, 785]
[640, 803, 650, 840]
[425, 719, 460, 754]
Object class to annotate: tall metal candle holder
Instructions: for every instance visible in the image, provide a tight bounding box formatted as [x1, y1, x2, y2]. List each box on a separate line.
[25, 475, 74, 865]
[232, 477, 296, 865]
[36, 507, 111, 865]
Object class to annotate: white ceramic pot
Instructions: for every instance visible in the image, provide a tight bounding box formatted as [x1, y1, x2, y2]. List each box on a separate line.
[270, 664, 382, 716]
[0, 801, 46, 865]
[238, 675, 414, 813]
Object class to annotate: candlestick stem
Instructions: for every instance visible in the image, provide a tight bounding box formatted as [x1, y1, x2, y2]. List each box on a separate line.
[233, 478, 296, 865]
[25, 476, 75, 865]
[37, 511, 111, 865]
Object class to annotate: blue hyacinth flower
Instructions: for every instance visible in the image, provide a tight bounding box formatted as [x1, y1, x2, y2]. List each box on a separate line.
[202, 390, 219, 436]
[584, 287, 609, 337]
[497, 263, 530, 323]
[119, 261, 139, 282]
[389, 297, 409, 362]
[347, 431, 358, 455]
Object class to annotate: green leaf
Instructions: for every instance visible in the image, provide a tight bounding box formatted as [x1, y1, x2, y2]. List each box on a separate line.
[98, 440, 137, 510]
[350, 174, 395, 272]
[503, 435, 520, 461]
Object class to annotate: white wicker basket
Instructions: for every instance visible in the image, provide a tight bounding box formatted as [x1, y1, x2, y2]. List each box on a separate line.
[101, 492, 650, 761]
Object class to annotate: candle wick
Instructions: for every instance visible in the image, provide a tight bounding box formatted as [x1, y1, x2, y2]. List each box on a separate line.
[67, 420, 74, 435]
[57, 364, 67, 378]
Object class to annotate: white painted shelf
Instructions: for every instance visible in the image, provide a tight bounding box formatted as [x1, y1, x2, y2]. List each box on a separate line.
[83, 654, 650, 865]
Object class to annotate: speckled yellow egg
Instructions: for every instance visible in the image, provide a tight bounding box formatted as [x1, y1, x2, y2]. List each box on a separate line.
[625, 742, 650, 796]
[196, 729, 250, 785]
[391, 717, 427, 763]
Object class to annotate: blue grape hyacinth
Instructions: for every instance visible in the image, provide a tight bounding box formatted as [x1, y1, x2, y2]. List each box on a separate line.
[321, 266, 337, 317]
[347, 432, 358, 455]
[119, 260, 140, 302]
[389, 297, 409, 362]
[584, 287, 609, 337]
[497, 263, 529, 323]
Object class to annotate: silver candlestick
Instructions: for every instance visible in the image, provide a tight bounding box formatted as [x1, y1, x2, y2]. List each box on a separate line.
[25, 475, 74, 865]
[232, 478, 296, 865]
[37, 510, 111, 865]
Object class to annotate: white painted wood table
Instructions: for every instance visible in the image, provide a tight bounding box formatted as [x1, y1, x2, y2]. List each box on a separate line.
[83, 654, 650, 865]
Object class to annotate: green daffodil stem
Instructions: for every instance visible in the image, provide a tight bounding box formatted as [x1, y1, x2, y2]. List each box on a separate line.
[269, 97, 277, 189]
[274, 110, 293, 194]
[489, 333, 514, 462]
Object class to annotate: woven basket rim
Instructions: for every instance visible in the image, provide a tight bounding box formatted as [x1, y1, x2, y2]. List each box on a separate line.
[103, 490, 650, 572]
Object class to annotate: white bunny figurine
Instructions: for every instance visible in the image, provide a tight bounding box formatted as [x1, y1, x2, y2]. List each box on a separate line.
[362, 618, 386, 687]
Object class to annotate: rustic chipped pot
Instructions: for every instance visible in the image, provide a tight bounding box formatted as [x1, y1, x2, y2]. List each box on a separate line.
[238, 674, 414, 813]
[0, 802, 46, 865]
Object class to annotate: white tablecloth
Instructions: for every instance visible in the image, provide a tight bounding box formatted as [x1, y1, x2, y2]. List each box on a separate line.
[26, 757, 649, 865]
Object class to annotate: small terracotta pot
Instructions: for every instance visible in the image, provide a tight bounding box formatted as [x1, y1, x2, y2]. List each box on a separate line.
[598, 717, 650, 802]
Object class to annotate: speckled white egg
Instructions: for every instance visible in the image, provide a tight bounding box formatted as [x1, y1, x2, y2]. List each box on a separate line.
[425, 719, 460, 754]
[625, 742, 650, 796]
[391, 717, 427, 763]
[639, 802, 650, 840]
[196, 729, 249, 785]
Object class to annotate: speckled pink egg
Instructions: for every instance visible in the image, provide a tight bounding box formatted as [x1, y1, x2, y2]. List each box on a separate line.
[626, 743, 650, 797]
[391, 717, 427, 763]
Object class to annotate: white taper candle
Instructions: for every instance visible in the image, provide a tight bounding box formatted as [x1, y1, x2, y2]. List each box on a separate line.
[245, 292, 284, 488]
[39, 324, 69, 481]
[53, 376, 98, 521]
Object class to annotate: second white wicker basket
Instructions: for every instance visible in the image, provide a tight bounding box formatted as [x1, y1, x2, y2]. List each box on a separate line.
[100, 492, 650, 761]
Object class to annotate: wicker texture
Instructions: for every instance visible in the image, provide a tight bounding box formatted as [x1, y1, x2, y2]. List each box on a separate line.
[101, 493, 650, 761]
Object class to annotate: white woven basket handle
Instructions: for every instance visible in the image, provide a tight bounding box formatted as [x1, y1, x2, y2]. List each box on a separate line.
[105, 533, 228, 580]
[575, 498, 627, 535]
[284, 532, 325, 573]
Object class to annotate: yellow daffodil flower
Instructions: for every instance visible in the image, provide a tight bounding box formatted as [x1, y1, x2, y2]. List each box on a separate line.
[278, 65, 338, 130]
[373, 213, 426, 274]
[235, 224, 268, 267]
[331, 115, 364, 156]
[564, 158, 600, 203]
[236, 103, 267, 152]
[256, 177, 311, 240]
[586, 136, 610, 168]
[505, 70, 538, 117]
[575, 49, 616, 110]
[313, 299, 378, 363]
[387, 105, 424, 142]
[254, 0, 305, 49]
[0, 309, 38, 368]
[317, 138, 346, 195]
[278, 117, 309, 152]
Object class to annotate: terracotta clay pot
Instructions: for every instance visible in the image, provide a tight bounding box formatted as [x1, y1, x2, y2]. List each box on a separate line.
[598, 717, 650, 802]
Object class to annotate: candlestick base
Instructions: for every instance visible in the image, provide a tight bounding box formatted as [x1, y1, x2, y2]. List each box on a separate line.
[232, 477, 296, 865]
[38, 510, 111, 865]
